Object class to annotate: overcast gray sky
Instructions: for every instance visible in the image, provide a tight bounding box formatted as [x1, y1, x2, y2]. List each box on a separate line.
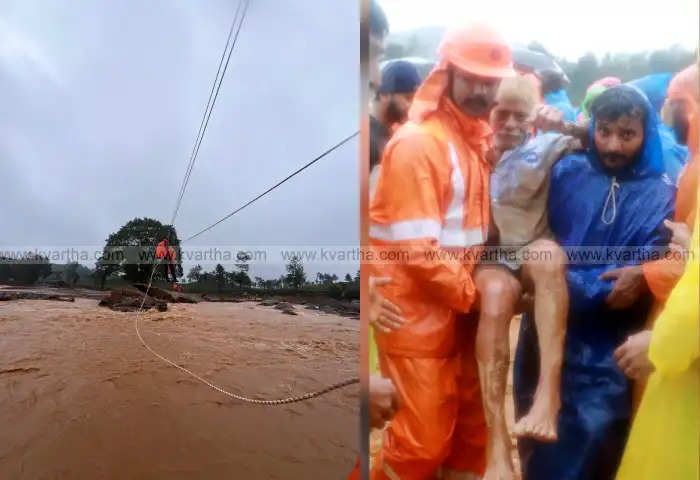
[0, 0, 360, 279]
[380, 0, 699, 61]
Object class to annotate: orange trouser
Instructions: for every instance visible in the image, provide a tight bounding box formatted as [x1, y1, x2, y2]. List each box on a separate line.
[347, 459, 360, 480]
[371, 321, 486, 479]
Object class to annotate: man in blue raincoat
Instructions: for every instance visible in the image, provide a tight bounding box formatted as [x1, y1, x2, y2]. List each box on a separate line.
[658, 124, 689, 184]
[541, 70, 578, 123]
[628, 73, 672, 115]
[627, 73, 689, 184]
[514, 85, 675, 479]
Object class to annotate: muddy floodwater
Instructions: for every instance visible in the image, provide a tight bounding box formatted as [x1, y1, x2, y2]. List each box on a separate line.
[0, 292, 359, 479]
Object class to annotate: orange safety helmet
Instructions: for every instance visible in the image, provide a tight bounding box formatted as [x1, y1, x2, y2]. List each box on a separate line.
[410, 23, 516, 122]
[438, 24, 517, 79]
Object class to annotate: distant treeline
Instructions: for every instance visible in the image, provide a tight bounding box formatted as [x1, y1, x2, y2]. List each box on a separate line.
[385, 26, 697, 105]
[530, 42, 696, 105]
[184, 259, 360, 300]
[0, 255, 52, 284]
[0, 255, 359, 300]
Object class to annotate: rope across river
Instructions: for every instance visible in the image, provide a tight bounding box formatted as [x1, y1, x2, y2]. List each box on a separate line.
[134, 257, 358, 405]
[132, 0, 358, 405]
[134, 131, 359, 405]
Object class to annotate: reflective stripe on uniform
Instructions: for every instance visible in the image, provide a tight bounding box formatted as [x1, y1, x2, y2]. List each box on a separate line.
[440, 226, 484, 247]
[370, 219, 442, 241]
[441, 142, 484, 247]
[369, 143, 484, 247]
[442, 142, 465, 232]
[381, 462, 402, 480]
[369, 220, 484, 247]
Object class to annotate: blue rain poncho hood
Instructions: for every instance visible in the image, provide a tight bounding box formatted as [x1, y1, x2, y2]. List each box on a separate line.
[587, 84, 687, 184]
[514, 84, 676, 480]
[544, 88, 578, 123]
[587, 84, 665, 179]
[627, 73, 672, 114]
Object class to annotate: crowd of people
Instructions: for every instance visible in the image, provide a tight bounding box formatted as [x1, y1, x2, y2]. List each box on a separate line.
[364, 1, 698, 479]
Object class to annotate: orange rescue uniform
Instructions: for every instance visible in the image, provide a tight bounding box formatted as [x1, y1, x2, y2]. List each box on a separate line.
[155, 241, 168, 259]
[642, 64, 699, 300]
[156, 241, 177, 262]
[369, 25, 516, 479]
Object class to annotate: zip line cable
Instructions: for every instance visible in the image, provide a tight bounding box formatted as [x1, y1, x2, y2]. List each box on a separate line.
[134, 127, 360, 403]
[170, 0, 250, 225]
[181, 130, 359, 244]
[134, 2, 359, 405]
[171, 0, 241, 224]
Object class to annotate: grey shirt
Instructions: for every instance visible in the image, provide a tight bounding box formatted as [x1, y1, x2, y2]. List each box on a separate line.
[490, 133, 579, 247]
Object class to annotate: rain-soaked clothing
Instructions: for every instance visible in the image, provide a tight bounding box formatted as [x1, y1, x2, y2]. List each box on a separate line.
[347, 459, 360, 480]
[369, 24, 516, 479]
[369, 95, 490, 480]
[642, 65, 699, 300]
[491, 132, 578, 247]
[155, 240, 168, 260]
[156, 241, 177, 283]
[642, 154, 697, 300]
[658, 124, 688, 185]
[544, 89, 578, 123]
[490, 132, 578, 269]
[155, 241, 176, 261]
[628, 73, 673, 115]
[514, 85, 675, 480]
[616, 191, 699, 480]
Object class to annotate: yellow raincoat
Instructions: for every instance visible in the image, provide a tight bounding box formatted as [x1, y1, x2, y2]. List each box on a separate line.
[616, 192, 699, 480]
[369, 326, 379, 373]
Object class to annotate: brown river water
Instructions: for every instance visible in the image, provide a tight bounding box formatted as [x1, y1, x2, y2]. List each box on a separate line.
[0, 291, 359, 479]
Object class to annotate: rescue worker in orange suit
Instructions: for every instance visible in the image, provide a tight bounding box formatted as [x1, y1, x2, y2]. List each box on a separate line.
[369, 24, 516, 480]
[156, 239, 177, 284]
[614, 63, 699, 401]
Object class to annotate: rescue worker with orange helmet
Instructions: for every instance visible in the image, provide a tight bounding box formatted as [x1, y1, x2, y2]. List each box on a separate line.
[156, 238, 178, 285]
[369, 24, 516, 479]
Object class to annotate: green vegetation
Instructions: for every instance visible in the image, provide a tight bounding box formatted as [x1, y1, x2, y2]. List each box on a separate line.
[0, 254, 51, 284]
[183, 257, 359, 300]
[95, 217, 182, 288]
[1, 223, 358, 301]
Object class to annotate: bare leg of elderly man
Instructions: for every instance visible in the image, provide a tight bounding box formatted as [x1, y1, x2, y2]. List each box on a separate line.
[474, 265, 521, 480]
[513, 239, 567, 442]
